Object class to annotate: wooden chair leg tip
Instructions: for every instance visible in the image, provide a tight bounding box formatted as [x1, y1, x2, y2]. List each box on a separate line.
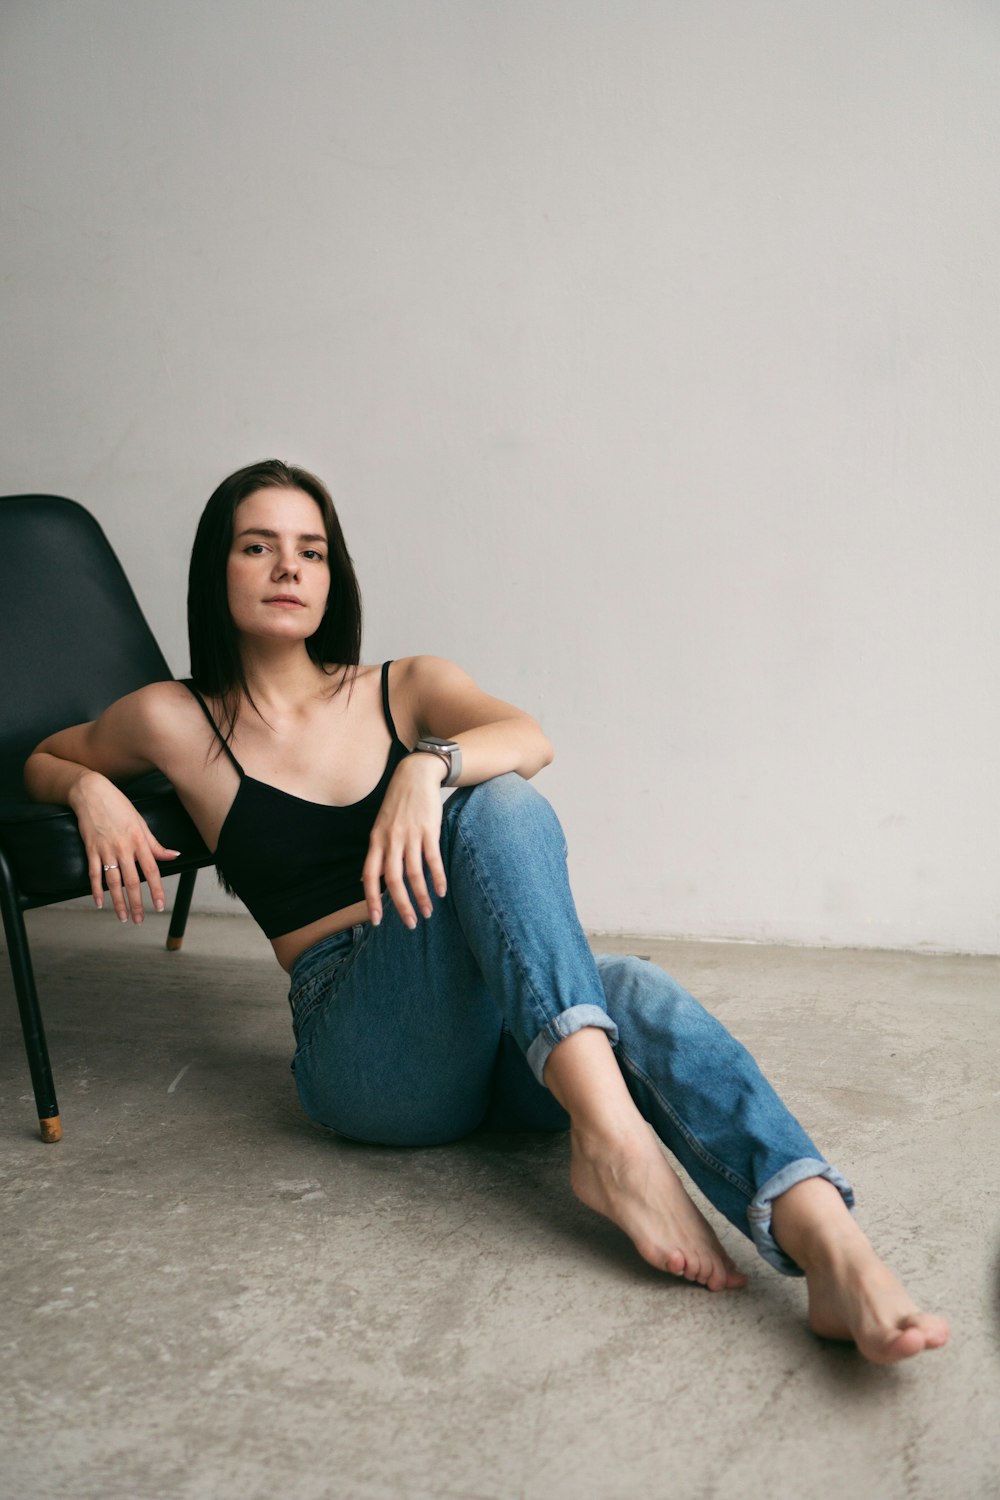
[40, 1115, 62, 1143]
[165, 935, 184, 952]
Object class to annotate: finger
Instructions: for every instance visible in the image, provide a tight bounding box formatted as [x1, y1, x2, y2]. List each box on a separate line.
[362, 846, 384, 926]
[404, 843, 434, 920]
[119, 855, 145, 924]
[386, 878, 417, 930]
[88, 854, 105, 910]
[151, 841, 182, 861]
[423, 841, 447, 901]
[383, 843, 417, 930]
[137, 842, 169, 913]
[104, 862, 129, 924]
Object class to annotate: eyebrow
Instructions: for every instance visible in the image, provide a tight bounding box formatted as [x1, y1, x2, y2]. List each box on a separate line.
[236, 527, 327, 544]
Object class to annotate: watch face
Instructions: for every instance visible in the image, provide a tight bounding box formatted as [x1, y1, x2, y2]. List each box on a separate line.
[415, 737, 461, 787]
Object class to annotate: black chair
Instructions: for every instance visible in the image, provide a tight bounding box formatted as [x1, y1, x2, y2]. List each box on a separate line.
[0, 494, 213, 1143]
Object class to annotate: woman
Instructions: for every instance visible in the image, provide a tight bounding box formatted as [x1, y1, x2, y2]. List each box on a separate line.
[25, 459, 949, 1365]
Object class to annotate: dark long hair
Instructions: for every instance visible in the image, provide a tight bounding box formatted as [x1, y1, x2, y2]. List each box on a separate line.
[187, 459, 363, 742]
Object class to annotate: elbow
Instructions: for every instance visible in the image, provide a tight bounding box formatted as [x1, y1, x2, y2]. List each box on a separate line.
[23, 754, 48, 804]
[23, 749, 56, 801]
[25, 736, 56, 778]
[530, 723, 555, 775]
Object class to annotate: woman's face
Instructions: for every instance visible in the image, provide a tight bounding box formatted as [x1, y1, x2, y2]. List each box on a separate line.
[226, 486, 330, 642]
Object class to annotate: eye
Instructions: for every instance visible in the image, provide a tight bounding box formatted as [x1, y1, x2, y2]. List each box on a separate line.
[244, 543, 267, 555]
[302, 549, 326, 561]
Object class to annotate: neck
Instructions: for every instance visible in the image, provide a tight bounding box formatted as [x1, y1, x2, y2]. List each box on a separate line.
[237, 639, 341, 709]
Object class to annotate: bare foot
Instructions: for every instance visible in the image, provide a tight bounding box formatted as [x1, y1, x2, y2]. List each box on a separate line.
[770, 1177, 950, 1364]
[805, 1233, 951, 1364]
[569, 1121, 748, 1292]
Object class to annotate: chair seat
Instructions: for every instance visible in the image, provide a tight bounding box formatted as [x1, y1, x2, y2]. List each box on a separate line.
[0, 773, 211, 899]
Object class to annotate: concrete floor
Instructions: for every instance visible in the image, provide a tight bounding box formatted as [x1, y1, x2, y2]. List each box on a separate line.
[1, 909, 998, 1500]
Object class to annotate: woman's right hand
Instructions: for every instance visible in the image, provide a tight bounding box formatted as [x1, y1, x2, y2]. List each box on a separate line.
[69, 770, 181, 924]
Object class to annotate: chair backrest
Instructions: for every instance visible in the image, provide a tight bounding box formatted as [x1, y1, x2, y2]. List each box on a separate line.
[0, 495, 173, 794]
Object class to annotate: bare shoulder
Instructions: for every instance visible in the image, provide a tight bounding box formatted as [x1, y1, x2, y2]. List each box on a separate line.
[134, 679, 195, 709]
[123, 680, 205, 756]
[129, 678, 197, 723]
[377, 657, 460, 746]
[391, 656, 534, 738]
[393, 655, 474, 691]
[330, 658, 550, 773]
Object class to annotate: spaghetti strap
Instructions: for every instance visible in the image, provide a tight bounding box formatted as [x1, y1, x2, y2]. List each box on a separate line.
[180, 679, 244, 775]
[380, 660, 405, 747]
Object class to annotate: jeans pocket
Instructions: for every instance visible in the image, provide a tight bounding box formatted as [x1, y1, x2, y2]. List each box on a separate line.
[290, 923, 371, 1058]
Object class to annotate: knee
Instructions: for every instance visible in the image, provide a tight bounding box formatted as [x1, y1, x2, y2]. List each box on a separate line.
[447, 772, 564, 850]
[454, 771, 543, 815]
[595, 954, 708, 1039]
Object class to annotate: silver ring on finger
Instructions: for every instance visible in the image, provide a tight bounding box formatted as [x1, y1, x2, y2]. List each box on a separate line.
[103, 862, 119, 872]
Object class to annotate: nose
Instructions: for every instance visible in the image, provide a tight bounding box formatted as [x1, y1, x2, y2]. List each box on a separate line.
[271, 545, 301, 581]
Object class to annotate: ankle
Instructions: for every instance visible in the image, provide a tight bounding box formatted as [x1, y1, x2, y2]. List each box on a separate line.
[770, 1177, 862, 1272]
[570, 1112, 650, 1160]
[544, 1027, 641, 1138]
[793, 1218, 869, 1277]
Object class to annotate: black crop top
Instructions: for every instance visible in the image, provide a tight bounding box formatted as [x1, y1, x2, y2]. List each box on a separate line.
[182, 662, 411, 939]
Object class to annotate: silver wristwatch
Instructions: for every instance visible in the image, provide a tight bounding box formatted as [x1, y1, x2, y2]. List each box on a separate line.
[414, 737, 462, 787]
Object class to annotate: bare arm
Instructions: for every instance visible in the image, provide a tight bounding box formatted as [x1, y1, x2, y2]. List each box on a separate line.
[406, 654, 554, 784]
[24, 687, 182, 922]
[363, 656, 554, 930]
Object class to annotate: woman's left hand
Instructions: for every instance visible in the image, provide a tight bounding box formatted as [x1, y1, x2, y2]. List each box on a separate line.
[362, 754, 448, 929]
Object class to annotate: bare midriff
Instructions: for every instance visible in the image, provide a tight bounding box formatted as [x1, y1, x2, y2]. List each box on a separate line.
[271, 898, 371, 974]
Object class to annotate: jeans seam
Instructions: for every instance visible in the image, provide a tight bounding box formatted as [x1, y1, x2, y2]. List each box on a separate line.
[453, 816, 561, 1046]
[292, 978, 340, 1040]
[291, 925, 374, 1045]
[618, 1049, 756, 1201]
[291, 943, 352, 1002]
[294, 955, 342, 1002]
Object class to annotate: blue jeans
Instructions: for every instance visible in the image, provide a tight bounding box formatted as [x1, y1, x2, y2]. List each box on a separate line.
[289, 774, 853, 1275]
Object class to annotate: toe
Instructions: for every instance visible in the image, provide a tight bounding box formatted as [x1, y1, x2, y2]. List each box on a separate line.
[917, 1314, 950, 1349]
[877, 1325, 928, 1364]
[705, 1260, 730, 1292]
[664, 1248, 687, 1278]
[722, 1250, 747, 1286]
[683, 1251, 704, 1285]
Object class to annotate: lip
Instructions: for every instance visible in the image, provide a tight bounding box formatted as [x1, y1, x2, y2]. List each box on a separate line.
[264, 595, 305, 606]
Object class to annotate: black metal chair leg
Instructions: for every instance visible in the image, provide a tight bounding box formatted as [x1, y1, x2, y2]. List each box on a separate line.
[166, 868, 198, 952]
[0, 853, 61, 1142]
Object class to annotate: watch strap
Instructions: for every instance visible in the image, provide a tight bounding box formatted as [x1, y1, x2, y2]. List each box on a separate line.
[414, 738, 462, 788]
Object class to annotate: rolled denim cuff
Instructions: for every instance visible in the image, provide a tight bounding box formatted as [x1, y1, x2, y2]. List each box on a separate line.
[526, 1005, 619, 1087]
[747, 1158, 856, 1277]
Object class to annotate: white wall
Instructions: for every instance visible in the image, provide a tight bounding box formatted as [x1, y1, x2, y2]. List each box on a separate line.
[3, 0, 998, 954]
